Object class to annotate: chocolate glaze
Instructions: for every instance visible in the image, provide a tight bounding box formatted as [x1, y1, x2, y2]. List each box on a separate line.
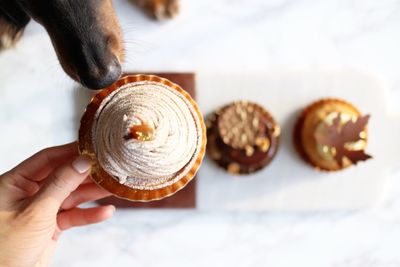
[207, 101, 280, 175]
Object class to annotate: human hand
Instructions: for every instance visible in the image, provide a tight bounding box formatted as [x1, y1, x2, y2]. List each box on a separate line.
[0, 142, 114, 267]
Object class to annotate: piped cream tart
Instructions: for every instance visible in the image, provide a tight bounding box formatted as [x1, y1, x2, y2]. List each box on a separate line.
[79, 75, 206, 201]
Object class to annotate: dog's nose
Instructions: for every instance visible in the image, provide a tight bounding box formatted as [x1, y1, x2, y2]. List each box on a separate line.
[80, 60, 122, 90]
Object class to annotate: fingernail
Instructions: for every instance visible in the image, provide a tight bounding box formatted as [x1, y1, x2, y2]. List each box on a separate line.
[72, 156, 92, 174]
[109, 205, 116, 212]
[106, 205, 116, 217]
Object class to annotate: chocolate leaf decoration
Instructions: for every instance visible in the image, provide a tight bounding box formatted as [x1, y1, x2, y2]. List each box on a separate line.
[342, 115, 370, 142]
[314, 113, 372, 167]
[343, 150, 372, 165]
[315, 115, 341, 147]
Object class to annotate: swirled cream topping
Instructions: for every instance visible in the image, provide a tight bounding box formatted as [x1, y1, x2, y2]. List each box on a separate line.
[92, 81, 203, 190]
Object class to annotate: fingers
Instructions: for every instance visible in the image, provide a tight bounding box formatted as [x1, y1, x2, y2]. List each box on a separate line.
[57, 205, 115, 231]
[61, 183, 112, 210]
[10, 142, 78, 182]
[31, 155, 92, 213]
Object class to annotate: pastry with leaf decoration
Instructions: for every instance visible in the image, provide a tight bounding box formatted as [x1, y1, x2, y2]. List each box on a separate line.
[79, 75, 206, 202]
[294, 98, 372, 171]
[206, 101, 280, 175]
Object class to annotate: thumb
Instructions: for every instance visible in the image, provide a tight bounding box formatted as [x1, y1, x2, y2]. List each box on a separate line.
[32, 155, 92, 213]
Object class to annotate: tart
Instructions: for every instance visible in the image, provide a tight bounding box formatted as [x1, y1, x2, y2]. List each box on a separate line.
[294, 98, 372, 171]
[79, 74, 206, 201]
[206, 101, 280, 175]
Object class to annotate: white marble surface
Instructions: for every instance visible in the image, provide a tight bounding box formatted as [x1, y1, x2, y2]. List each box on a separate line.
[1, 0, 400, 266]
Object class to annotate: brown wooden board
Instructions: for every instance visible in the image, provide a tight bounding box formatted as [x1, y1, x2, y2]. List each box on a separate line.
[97, 73, 197, 208]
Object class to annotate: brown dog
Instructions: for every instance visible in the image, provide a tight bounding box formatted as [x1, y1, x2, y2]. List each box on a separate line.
[0, 0, 179, 89]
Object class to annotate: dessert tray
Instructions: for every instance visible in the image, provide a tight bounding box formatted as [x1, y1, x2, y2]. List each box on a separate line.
[196, 70, 399, 211]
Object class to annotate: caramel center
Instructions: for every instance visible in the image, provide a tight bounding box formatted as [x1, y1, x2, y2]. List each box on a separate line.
[129, 124, 154, 141]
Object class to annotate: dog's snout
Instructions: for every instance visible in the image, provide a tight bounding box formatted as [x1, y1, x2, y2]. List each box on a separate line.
[80, 59, 122, 90]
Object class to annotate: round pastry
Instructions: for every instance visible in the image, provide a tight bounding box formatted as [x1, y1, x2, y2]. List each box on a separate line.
[294, 98, 372, 171]
[79, 75, 206, 201]
[206, 101, 280, 175]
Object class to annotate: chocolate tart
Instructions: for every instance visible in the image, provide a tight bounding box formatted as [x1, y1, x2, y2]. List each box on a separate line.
[206, 101, 280, 175]
[294, 98, 372, 171]
[79, 74, 207, 201]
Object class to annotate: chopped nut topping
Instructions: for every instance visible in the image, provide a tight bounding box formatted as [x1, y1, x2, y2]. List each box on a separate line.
[245, 145, 255, 157]
[272, 125, 281, 137]
[218, 102, 267, 149]
[256, 137, 270, 152]
[227, 163, 241, 174]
